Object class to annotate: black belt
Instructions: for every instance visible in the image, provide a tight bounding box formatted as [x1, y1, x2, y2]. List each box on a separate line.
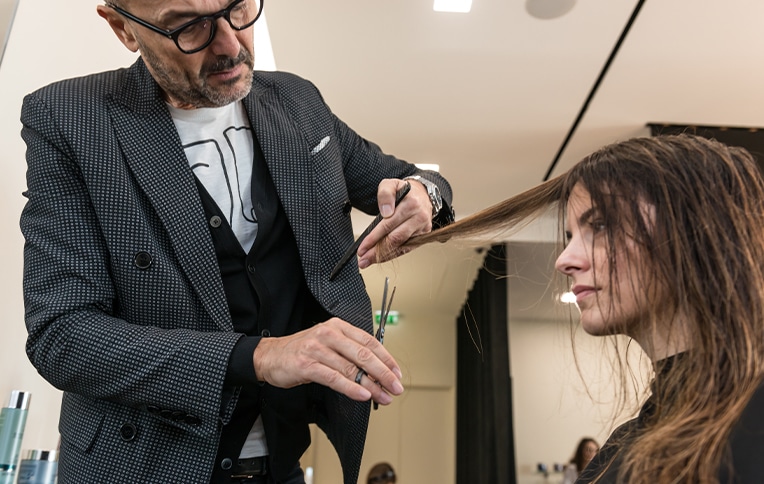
[231, 456, 268, 478]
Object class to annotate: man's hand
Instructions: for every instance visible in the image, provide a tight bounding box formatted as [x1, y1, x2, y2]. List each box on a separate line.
[356, 178, 433, 269]
[253, 318, 404, 405]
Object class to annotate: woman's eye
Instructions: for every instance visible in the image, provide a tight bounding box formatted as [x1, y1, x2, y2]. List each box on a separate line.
[591, 220, 606, 232]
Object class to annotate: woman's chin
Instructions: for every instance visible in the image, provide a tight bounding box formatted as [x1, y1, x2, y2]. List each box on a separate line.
[580, 315, 609, 336]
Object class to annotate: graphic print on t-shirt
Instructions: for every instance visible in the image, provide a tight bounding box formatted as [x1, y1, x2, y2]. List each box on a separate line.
[186, 125, 258, 252]
[170, 102, 258, 253]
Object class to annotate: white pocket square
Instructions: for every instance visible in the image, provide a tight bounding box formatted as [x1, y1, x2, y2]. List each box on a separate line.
[310, 136, 331, 155]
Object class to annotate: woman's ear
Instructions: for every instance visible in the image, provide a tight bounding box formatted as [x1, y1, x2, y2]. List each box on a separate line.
[96, 5, 140, 53]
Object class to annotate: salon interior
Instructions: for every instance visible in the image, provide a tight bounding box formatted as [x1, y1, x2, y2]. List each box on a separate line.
[2, 1, 763, 482]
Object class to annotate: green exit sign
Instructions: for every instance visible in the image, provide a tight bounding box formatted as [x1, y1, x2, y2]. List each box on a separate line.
[374, 310, 399, 326]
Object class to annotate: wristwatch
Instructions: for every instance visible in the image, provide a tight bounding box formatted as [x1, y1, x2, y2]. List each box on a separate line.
[405, 175, 443, 217]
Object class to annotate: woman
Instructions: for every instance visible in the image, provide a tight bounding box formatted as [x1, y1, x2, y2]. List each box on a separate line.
[402, 134, 764, 483]
[562, 438, 599, 484]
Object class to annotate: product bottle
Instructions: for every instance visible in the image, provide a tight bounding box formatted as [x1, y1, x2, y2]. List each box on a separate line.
[0, 390, 31, 484]
[17, 450, 58, 484]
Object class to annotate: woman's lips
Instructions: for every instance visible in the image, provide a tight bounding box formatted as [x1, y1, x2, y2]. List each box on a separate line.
[572, 285, 597, 301]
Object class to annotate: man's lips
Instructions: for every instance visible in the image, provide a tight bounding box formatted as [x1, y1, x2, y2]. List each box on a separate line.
[208, 63, 242, 80]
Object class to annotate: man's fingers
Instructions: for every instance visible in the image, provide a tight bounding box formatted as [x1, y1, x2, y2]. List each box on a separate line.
[358, 217, 424, 267]
[253, 320, 403, 403]
[357, 179, 433, 267]
[354, 370, 394, 406]
[375, 178, 406, 219]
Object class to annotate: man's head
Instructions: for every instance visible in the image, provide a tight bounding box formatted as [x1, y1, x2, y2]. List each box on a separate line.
[97, 0, 263, 109]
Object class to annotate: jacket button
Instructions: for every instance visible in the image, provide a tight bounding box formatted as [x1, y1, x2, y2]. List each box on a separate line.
[221, 458, 233, 470]
[160, 409, 173, 419]
[119, 423, 137, 442]
[247, 264, 255, 274]
[209, 216, 222, 228]
[146, 405, 161, 415]
[134, 251, 153, 270]
[171, 411, 187, 421]
[260, 329, 271, 337]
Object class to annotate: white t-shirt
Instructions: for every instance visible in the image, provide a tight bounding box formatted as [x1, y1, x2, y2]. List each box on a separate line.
[169, 101, 267, 459]
[168, 101, 258, 252]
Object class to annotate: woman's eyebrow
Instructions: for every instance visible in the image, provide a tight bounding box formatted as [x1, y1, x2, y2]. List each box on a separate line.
[577, 207, 597, 227]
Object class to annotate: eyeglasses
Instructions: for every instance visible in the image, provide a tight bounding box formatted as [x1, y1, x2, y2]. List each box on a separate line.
[107, 0, 264, 54]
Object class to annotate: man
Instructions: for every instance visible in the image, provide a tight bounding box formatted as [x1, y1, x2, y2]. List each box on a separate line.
[19, 0, 454, 483]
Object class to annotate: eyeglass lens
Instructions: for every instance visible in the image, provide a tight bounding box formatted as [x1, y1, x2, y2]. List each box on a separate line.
[177, 0, 262, 52]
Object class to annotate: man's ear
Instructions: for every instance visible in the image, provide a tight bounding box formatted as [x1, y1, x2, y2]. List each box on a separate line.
[96, 5, 140, 53]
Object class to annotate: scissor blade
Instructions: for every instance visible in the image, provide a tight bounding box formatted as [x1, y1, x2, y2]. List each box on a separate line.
[377, 286, 396, 344]
[375, 278, 389, 341]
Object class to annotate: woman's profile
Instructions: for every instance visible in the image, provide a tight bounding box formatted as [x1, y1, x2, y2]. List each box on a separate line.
[403, 134, 764, 483]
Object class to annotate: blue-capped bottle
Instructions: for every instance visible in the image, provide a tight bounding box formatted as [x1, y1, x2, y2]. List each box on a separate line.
[0, 391, 31, 484]
[17, 449, 58, 484]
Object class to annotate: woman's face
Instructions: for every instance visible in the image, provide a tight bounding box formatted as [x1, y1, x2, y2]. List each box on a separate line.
[555, 183, 649, 337]
[583, 441, 599, 465]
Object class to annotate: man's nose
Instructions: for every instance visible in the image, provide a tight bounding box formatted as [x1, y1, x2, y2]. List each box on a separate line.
[209, 18, 241, 57]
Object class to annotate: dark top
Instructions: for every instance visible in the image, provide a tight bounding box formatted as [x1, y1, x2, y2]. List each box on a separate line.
[577, 357, 764, 483]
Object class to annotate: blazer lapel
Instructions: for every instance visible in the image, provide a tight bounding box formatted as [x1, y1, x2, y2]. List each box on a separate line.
[243, 85, 321, 283]
[107, 60, 232, 331]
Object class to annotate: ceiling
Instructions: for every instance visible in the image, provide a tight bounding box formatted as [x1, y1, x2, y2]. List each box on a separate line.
[261, 0, 764, 322]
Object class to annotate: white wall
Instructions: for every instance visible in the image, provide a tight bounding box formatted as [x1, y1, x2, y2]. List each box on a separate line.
[509, 315, 651, 484]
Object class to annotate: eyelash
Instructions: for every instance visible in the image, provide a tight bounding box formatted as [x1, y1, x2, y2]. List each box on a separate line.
[591, 220, 606, 232]
[563, 219, 606, 241]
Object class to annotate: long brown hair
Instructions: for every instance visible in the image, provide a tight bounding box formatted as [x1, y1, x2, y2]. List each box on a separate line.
[405, 134, 764, 483]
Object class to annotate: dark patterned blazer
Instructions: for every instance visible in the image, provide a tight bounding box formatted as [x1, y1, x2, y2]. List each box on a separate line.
[20, 58, 453, 484]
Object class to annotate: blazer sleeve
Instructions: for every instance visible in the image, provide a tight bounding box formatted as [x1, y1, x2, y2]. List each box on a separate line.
[20, 87, 240, 438]
[333, 111, 455, 222]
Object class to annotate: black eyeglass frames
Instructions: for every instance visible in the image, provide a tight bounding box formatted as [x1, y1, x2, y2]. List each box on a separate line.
[107, 0, 264, 54]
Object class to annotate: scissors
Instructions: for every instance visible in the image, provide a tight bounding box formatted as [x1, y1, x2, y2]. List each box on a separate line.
[329, 182, 411, 281]
[355, 276, 396, 410]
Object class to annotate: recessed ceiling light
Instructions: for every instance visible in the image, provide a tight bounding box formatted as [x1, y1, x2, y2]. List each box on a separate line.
[434, 0, 472, 13]
[525, 0, 576, 20]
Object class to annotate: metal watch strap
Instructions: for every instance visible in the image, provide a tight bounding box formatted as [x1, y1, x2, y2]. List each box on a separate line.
[404, 175, 443, 217]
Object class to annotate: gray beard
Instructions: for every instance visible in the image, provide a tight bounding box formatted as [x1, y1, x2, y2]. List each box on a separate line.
[141, 47, 254, 108]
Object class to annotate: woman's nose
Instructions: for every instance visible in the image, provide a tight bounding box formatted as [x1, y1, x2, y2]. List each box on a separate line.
[555, 238, 586, 275]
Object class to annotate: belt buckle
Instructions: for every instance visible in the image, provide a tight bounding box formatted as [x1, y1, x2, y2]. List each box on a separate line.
[231, 456, 268, 478]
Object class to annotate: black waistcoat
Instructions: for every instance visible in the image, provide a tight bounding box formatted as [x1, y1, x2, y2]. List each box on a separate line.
[197, 136, 327, 482]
